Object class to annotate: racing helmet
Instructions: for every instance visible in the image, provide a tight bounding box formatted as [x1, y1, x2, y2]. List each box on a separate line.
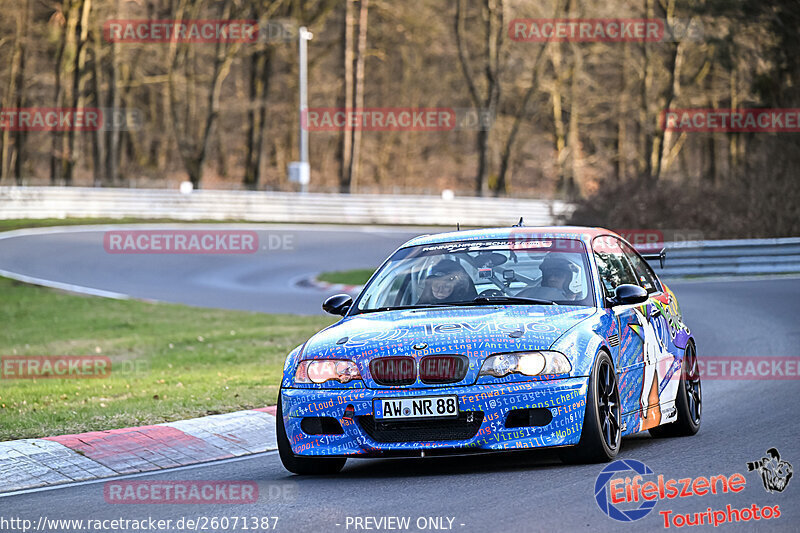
[539, 253, 579, 291]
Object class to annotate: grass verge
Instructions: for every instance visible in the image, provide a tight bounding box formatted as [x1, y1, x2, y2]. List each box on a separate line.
[316, 268, 375, 286]
[0, 277, 333, 441]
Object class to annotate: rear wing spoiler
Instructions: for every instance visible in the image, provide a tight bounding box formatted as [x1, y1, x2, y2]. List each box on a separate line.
[642, 248, 666, 269]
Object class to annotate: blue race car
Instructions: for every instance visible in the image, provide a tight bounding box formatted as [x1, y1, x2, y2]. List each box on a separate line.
[277, 226, 701, 474]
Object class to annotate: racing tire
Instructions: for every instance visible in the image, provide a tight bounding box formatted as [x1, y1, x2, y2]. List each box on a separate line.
[649, 341, 701, 438]
[276, 395, 347, 475]
[559, 351, 621, 464]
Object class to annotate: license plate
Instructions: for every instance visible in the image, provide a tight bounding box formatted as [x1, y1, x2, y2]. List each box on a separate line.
[374, 396, 459, 420]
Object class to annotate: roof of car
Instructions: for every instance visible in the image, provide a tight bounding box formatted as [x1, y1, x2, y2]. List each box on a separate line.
[402, 226, 617, 248]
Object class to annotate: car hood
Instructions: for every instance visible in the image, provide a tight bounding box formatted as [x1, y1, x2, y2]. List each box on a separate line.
[301, 305, 597, 388]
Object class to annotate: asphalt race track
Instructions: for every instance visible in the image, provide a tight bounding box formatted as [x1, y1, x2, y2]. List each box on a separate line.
[1, 225, 799, 532]
[0, 225, 426, 314]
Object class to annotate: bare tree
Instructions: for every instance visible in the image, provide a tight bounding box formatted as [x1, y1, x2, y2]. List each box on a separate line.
[104, 0, 121, 186]
[348, 0, 369, 192]
[454, 0, 503, 196]
[64, 0, 93, 184]
[167, 0, 242, 188]
[338, 0, 356, 192]
[495, 42, 550, 196]
[0, 0, 31, 184]
[50, 0, 80, 185]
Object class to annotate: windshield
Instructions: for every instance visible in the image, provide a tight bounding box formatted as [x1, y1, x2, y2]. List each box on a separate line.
[354, 238, 595, 312]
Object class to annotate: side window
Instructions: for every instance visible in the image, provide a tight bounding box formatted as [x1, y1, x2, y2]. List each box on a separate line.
[592, 236, 638, 296]
[619, 241, 662, 294]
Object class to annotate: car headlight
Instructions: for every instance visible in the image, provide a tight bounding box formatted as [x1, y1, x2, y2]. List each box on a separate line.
[295, 359, 362, 384]
[478, 351, 572, 378]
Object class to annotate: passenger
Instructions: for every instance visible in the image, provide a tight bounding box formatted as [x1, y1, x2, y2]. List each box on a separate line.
[517, 253, 579, 301]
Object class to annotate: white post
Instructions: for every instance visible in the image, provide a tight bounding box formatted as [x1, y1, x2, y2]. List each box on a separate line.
[297, 26, 313, 193]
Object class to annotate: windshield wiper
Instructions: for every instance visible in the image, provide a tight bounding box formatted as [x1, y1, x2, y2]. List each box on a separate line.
[354, 303, 457, 314]
[355, 296, 557, 314]
[471, 295, 557, 306]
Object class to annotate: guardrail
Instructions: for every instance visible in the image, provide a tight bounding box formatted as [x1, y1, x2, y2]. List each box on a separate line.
[301, 239, 800, 291]
[0, 186, 573, 227]
[657, 238, 800, 278]
[1, 187, 797, 279]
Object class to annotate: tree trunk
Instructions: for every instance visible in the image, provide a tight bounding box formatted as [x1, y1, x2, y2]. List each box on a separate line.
[703, 64, 717, 186]
[168, 1, 239, 189]
[549, 42, 569, 196]
[566, 41, 583, 198]
[484, 0, 502, 196]
[1, 0, 31, 185]
[51, 0, 79, 185]
[104, 0, 120, 186]
[636, 0, 655, 180]
[454, 0, 502, 197]
[244, 47, 272, 190]
[614, 43, 630, 182]
[65, 0, 92, 185]
[90, 31, 104, 186]
[496, 0, 564, 195]
[339, 0, 355, 192]
[348, 0, 369, 193]
[728, 67, 739, 180]
[496, 43, 548, 197]
[653, 41, 683, 180]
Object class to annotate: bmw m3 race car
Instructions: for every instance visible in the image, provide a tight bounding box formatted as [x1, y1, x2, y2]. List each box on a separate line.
[277, 226, 702, 474]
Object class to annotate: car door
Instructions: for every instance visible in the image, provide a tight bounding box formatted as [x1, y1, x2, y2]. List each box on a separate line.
[619, 240, 681, 419]
[592, 236, 655, 430]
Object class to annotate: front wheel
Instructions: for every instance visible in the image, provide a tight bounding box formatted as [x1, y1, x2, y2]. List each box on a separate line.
[649, 341, 701, 438]
[559, 351, 621, 464]
[276, 395, 346, 475]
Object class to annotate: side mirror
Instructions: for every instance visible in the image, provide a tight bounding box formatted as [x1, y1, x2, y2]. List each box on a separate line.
[322, 294, 353, 316]
[609, 284, 648, 307]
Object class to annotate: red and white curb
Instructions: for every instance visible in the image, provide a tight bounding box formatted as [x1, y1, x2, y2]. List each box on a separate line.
[0, 406, 277, 494]
[294, 275, 363, 294]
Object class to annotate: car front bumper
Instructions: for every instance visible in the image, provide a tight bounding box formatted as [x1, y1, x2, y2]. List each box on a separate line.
[280, 377, 589, 457]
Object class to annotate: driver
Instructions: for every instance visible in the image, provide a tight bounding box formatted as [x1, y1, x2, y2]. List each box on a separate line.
[417, 260, 477, 304]
[517, 253, 579, 301]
